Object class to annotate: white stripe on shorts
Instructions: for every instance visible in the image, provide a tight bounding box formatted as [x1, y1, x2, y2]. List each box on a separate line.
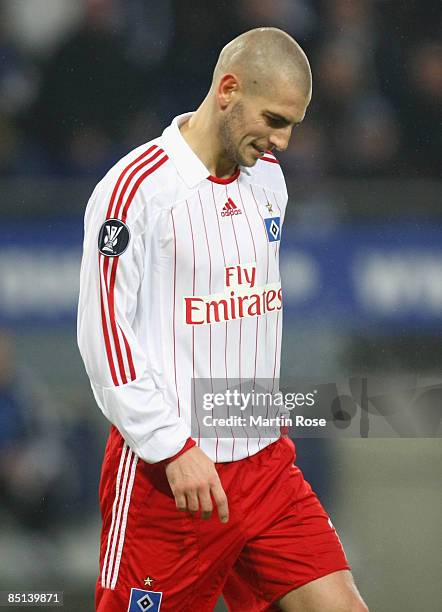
[101, 444, 137, 589]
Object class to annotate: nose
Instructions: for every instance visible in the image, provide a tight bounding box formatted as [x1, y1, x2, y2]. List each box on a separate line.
[269, 126, 292, 152]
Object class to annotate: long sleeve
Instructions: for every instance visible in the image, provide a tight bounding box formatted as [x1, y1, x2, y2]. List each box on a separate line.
[77, 155, 191, 463]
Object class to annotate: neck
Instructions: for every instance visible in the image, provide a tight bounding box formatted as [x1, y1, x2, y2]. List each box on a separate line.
[179, 100, 237, 179]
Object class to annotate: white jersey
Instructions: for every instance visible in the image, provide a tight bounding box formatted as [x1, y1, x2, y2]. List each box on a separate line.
[77, 112, 288, 463]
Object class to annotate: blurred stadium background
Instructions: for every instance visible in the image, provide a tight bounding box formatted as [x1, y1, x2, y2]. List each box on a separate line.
[0, 1, 440, 610]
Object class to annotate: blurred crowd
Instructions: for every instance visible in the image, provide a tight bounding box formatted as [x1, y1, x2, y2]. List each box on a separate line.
[0, 0, 440, 179]
[0, 330, 101, 533]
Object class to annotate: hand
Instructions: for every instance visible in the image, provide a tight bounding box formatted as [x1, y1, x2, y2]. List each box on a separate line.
[165, 446, 229, 523]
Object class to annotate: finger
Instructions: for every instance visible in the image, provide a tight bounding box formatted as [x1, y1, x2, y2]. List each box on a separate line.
[174, 492, 187, 513]
[198, 488, 213, 520]
[186, 491, 199, 514]
[211, 482, 229, 523]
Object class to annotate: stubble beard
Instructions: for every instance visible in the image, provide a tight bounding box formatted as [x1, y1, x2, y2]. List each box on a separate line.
[218, 102, 253, 168]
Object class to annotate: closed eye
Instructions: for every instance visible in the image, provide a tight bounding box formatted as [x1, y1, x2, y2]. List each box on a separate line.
[264, 113, 301, 129]
[265, 114, 288, 128]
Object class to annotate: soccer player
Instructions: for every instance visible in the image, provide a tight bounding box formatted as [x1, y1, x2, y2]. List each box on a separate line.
[78, 27, 368, 612]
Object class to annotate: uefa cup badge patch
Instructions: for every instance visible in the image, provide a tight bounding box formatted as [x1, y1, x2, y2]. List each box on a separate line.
[127, 588, 163, 611]
[98, 218, 130, 256]
[264, 217, 281, 242]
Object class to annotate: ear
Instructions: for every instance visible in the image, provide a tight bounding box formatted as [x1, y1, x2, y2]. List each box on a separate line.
[217, 74, 239, 109]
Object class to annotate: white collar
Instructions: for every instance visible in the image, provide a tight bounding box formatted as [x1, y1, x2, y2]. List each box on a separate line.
[161, 112, 249, 189]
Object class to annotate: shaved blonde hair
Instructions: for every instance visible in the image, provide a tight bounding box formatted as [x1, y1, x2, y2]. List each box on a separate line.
[212, 27, 312, 99]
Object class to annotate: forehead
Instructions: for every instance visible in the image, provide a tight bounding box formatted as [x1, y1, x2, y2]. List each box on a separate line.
[255, 86, 309, 123]
[249, 72, 311, 122]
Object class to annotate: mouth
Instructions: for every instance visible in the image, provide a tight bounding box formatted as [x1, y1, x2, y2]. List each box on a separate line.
[251, 144, 265, 156]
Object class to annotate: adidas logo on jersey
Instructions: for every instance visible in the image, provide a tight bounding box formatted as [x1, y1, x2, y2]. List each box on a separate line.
[221, 197, 242, 217]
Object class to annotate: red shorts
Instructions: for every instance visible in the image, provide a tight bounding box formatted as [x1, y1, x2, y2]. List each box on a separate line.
[96, 427, 349, 612]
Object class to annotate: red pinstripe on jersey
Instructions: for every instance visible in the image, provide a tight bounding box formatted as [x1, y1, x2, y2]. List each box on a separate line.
[249, 183, 274, 421]
[105, 257, 129, 384]
[186, 200, 201, 445]
[211, 182, 237, 460]
[211, 182, 228, 389]
[237, 180, 262, 451]
[99, 145, 169, 386]
[198, 190, 218, 460]
[227, 182, 247, 456]
[268, 188, 283, 394]
[253, 186, 282, 400]
[99, 269, 119, 386]
[171, 208, 181, 417]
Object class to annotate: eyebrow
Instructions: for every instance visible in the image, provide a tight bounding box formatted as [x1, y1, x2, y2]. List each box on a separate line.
[265, 111, 302, 127]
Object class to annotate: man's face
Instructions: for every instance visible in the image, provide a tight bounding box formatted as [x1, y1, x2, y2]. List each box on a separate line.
[218, 80, 310, 167]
